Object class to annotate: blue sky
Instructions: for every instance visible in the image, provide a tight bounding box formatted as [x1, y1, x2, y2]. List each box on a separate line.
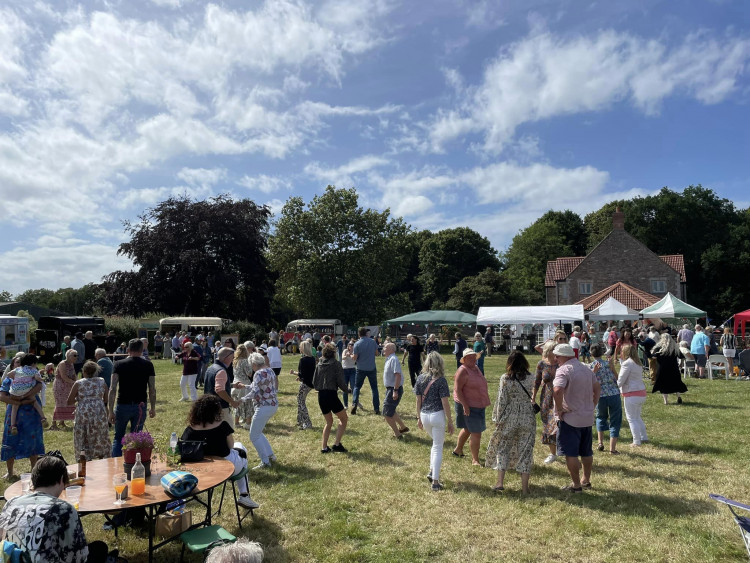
[0, 0, 747, 294]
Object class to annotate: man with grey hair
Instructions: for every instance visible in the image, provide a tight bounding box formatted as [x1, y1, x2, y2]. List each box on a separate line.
[677, 324, 694, 347]
[95, 348, 113, 389]
[109, 339, 156, 457]
[205, 538, 264, 563]
[83, 331, 97, 362]
[204, 346, 238, 428]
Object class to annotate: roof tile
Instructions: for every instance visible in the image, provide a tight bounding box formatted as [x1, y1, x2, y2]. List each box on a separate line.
[575, 282, 660, 311]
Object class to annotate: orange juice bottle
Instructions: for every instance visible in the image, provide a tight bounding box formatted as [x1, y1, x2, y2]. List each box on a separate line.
[131, 453, 146, 495]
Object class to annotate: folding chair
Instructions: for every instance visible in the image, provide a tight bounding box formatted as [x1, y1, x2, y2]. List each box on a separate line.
[681, 358, 696, 379]
[709, 494, 750, 558]
[707, 354, 729, 380]
[180, 525, 235, 562]
[216, 466, 254, 529]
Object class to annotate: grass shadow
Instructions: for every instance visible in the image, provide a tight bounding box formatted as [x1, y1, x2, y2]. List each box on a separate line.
[251, 463, 327, 485]
[680, 401, 740, 410]
[625, 450, 708, 467]
[346, 451, 407, 467]
[229, 514, 291, 562]
[582, 488, 715, 518]
[649, 440, 727, 455]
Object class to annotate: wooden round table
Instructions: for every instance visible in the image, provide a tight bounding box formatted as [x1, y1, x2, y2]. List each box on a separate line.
[5, 455, 235, 561]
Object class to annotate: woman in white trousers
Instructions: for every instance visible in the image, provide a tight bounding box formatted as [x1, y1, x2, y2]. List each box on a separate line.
[617, 345, 648, 445]
[414, 352, 454, 491]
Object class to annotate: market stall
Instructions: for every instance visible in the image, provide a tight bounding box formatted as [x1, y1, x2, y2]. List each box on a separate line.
[639, 293, 706, 325]
[586, 297, 640, 321]
[0, 315, 30, 360]
[382, 310, 476, 342]
[476, 305, 585, 352]
[733, 309, 750, 338]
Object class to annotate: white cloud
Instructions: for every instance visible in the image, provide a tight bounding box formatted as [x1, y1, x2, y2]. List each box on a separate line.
[425, 30, 750, 153]
[237, 175, 292, 194]
[0, 9, 30, 116]
[305, 154, 391, 188]
[464, 0, 506, 30]
[176, 167, 227, 187]
[264, 198, 286, 215]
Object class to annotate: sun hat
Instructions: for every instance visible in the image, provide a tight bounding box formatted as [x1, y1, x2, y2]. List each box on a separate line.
[553, 343, 575, 357]
[460, 348, 478, 364]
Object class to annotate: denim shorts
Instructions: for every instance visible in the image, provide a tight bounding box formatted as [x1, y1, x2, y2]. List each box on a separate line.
[557, 420, 594, 458]
[693, 354, 707, 367]
[455, 402, 486, 433]
[382, 387, 403, 417]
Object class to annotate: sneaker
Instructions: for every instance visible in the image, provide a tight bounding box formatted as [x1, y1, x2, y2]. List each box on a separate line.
[431, 482, 444, 491]
[426, 473, 433, 483]
[269, 455, 277, 463]
[332, 443, 348, 453]
[238, 495, 260, 509]
[544, 454, 557, 464]
[252, 462, 272, 470]
[321, 447, 332, 454]
[350, 405, 357, 415]
[374, 410, 381, 416]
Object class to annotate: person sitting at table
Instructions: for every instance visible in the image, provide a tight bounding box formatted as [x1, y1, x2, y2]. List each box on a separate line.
[0, 454, 111, 562]
[182, 395, 260, 510]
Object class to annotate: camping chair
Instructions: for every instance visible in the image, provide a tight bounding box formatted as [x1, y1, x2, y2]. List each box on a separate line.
[709, 494, 750, 558]
[179, 525, 235, 562]
[707, 355, 729, 380]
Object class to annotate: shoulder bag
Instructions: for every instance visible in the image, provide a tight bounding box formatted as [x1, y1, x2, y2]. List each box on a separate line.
[178, 439, 206, 463]
[514, 377, 541, 415]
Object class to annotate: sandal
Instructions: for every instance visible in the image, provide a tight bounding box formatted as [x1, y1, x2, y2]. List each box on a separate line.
[560, 484, 583, 493]
[451, 450, 465, 458]
[491, 485, 504, 491]
[610, 450, 620, 455]
[581, 482, 593, 489]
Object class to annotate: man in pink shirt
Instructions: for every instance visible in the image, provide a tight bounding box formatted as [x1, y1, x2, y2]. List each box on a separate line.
[553, 344, 600, 493]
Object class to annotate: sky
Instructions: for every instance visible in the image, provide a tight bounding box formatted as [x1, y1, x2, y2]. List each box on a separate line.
[0, 0, 748, 295]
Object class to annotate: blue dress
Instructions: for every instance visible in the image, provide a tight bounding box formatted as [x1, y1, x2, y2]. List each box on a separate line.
[1, 378, 45, 462]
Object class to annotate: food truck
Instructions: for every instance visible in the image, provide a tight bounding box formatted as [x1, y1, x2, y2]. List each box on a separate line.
[0, 315, 30, 360]
[35, 316, 106, 360]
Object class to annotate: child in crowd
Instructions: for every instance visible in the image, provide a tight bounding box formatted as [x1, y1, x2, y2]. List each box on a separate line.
[9, 354, 48, 434]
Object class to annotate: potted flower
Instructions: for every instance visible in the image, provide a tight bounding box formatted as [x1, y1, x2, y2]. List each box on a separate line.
[121, 430, 154, 464]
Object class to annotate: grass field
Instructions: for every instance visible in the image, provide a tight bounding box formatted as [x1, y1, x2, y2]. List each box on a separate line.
[2, 353, 749, 562]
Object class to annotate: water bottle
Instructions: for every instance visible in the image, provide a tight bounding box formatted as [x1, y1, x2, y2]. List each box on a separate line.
[169, 432, 178, 460]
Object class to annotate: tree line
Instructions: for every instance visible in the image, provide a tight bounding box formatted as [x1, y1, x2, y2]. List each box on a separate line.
[4, 185, 748, 325]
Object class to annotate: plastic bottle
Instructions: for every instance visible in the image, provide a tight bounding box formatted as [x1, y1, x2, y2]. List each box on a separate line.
[77, 451, 86, 478]
[131, 453, 146, 495]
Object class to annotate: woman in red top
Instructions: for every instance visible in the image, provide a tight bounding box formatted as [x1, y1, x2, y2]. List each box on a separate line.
[615, 328, 635, 363]
[179, 342, 201, 402]
[452, 349, 491, 466]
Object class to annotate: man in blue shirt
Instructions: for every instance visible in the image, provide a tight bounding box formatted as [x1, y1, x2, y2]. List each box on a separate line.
[690, 325, 711, 378]
[351, 327, 380, 415]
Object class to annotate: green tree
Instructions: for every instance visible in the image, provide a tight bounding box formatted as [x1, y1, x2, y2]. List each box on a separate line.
[418, 227, 500, 307]
[0, 290, 13, 302]
[15, 288, 55, 308]
[104, 194, 273, 320]
[502, 210, 586, 304]
[269, 186, 411, 323]
[445, 268, 511, 314]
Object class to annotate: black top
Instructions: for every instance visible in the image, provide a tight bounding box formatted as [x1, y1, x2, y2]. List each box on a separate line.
[181, 421, 233, 457]
[406, 343, 424, 365]
[113, 356, 155, 404]
[298, 355, 316, 388]
[640, 338, 656, 359]
[83, 338, 97, 361]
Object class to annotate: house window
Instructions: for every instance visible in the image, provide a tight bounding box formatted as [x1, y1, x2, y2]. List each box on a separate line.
[559, 284, 569, 299]
[651, 279, 667, 293]
[579, 281, 593, 295]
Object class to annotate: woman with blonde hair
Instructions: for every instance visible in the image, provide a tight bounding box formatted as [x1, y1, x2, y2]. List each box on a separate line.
[414, 352, 454, 491]
[67, 360, 109, 460]
[533, 339, 559, 464]
[720, 326, 737, 373]
[290, 339, 315, 430]
[617, 344, 648, 446]
[534, 330, 568, 355]
[651, 333, 687, 405]
[232, 344, 254, 429]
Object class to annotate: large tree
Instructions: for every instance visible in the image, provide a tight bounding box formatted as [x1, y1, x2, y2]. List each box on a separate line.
[445, 268, 511, 314]
[269, 186, 412, 323]
[418, 227, 501, 308]
[502, 210, 586, 304]
[103, 194, 273, 320]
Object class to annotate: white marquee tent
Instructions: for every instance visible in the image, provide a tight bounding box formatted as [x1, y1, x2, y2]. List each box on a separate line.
[586, 297, 640, 321]
[477, 305, 584, 325]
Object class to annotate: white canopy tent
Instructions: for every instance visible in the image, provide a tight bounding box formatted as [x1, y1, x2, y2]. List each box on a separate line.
[587, 297, 640, 321]
[477, 305, 584, 325]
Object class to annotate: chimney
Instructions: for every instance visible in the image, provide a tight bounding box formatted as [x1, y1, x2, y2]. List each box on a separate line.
[612, 206, 625, 230]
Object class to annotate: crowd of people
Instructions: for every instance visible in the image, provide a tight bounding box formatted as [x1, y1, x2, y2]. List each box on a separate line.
[0, 320, 744, 559]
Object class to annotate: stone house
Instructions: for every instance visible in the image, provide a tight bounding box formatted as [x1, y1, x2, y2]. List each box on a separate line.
[545, 208, 686, 306]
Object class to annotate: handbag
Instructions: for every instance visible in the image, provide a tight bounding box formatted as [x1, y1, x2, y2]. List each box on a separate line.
[178, 440, 205, 463]
[514, 378, 541, 414]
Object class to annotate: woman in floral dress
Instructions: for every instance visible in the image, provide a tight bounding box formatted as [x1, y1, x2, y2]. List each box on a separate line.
[533, 340, 558, 464]
[485, 351, 536, 493]
[232, 344, 254, 429]
[51, 349, 78, 430]
[67, 361, 110, 460]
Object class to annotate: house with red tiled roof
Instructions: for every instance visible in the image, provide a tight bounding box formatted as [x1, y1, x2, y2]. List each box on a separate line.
[545, 208, 687, 307]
